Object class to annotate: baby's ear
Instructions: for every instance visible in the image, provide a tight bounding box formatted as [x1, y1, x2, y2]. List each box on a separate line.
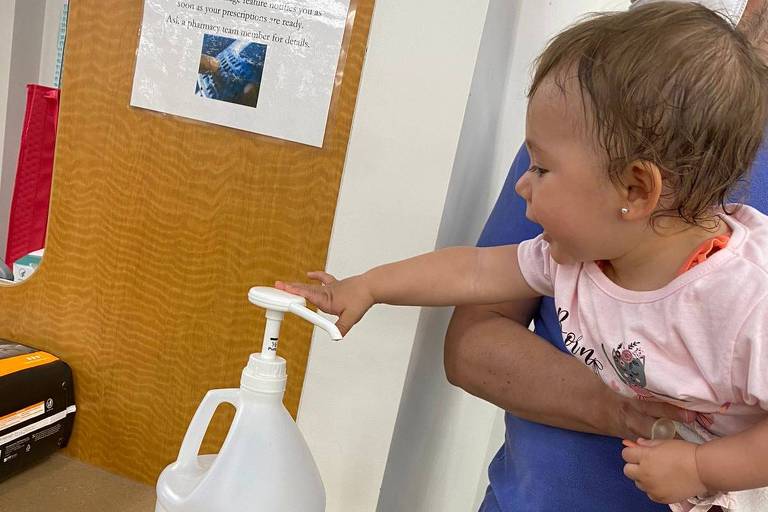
[619, 160, 663, 218]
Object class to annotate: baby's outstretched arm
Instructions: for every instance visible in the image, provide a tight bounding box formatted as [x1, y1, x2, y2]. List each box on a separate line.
[276, 245, 540, 335]
[622, 417, 768, 504]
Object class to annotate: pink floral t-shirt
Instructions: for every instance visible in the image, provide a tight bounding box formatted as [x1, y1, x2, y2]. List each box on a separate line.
[517, 205, 768, 437]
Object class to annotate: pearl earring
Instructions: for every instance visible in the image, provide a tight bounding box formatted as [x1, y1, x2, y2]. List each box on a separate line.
[620, 207, 629, 215]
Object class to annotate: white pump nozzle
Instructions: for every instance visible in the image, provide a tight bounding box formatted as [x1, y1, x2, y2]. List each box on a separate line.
[248, 287, 343, 341]
[287, 303, 343, 341]
[242, 287, 343, 393]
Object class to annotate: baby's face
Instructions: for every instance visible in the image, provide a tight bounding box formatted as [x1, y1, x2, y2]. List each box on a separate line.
[515, 76, 632, 264]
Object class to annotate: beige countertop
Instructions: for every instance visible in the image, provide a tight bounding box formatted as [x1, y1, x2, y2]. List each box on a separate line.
[0, 454, 156, 512]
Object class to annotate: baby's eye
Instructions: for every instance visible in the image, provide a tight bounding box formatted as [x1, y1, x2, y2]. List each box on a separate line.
[528, 165, 549, 176]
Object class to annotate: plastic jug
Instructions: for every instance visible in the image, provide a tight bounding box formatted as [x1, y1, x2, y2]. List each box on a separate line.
[155, 287, 342, 512]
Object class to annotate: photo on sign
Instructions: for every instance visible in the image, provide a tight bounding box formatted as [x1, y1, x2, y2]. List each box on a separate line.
[195, 35, 267, 108]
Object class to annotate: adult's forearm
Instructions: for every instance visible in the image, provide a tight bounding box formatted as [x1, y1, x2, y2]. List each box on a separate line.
[445, 302, 625, 437]
[444, 303, 690, 439]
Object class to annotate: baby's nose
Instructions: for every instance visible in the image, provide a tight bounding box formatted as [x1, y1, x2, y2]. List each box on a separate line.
[515, 171, 530, 200]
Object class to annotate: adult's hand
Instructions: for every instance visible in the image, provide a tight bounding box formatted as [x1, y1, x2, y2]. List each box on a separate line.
[198, 54, 219, 75]
[445, 301, 693, 440]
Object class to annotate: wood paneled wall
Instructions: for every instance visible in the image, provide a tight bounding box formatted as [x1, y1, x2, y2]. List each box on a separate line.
[0, 0, 373, 484]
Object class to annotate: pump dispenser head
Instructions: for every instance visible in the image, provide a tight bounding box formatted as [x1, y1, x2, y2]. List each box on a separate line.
[241, 287, 342, 393]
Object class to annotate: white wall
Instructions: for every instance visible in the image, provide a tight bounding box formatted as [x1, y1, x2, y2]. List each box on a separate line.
[0, 0, 16, 200]
[376, 0, 522, 510]
[296, 1, 490, 511]
[299, 1, 632, 512]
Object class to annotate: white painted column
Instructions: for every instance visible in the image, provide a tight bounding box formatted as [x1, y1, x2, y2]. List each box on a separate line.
[297, 1, 490, 511]
[376, 0, 522, 510]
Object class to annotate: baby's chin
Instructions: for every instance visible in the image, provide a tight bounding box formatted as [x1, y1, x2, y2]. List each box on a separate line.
[548, 244, 580, 266]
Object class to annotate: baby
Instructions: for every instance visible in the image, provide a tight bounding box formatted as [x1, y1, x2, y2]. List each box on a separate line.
[279, 3, 768, 510]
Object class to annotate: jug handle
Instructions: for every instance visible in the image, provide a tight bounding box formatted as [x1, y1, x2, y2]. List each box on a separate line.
[176, 388, 242, 472]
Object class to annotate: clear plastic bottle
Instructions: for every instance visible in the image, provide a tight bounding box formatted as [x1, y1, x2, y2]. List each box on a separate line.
[155, 287, 342, 512]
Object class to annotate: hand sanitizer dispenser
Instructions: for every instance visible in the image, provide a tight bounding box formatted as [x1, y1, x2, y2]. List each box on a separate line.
[155, 287, 342, 512]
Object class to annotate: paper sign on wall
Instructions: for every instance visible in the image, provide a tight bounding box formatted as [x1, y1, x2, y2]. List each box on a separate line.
[130, 0, 351, 147]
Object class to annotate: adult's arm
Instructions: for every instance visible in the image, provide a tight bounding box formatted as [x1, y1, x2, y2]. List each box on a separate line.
[444, 300, 691, 440]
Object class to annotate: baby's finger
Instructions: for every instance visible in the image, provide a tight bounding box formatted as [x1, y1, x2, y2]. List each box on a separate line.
[275, 280, 308, 293]
[623, 462, 641, 481]
[636, 438, 663, 448]
[622, 446, 642, 464]
[276, 281, 329, 307]
[335, 309, 361, 337]
[335, 320, 350, 337]
[307, 271, 337, 285]
[336, 308, 366, 335]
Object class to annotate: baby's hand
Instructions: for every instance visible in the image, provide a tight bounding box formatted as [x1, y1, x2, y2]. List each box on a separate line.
[622, 438, 708, 504]
[275, 271, 375, 336]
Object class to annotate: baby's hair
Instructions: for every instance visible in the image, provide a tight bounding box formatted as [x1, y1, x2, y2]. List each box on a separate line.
[529, 1, 768, 227]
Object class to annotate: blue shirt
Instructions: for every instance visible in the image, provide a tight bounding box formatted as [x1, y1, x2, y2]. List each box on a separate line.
[476, 142, 768, 512]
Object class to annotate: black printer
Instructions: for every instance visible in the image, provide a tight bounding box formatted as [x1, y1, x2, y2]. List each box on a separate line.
[0, 339, 76, 481]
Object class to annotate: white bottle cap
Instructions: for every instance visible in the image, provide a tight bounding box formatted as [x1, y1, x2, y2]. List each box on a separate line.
[241, 353, 287, 393]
